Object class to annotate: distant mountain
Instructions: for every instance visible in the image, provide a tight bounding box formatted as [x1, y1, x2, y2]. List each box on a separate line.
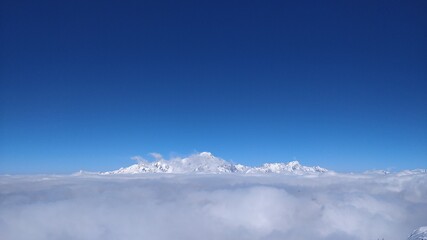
[397, 169, 427, 176]
[363, 169, 427, 176]
[102, 152, 328, 175]
[408, 226, 427, 240]
[247, 161, 327, 174]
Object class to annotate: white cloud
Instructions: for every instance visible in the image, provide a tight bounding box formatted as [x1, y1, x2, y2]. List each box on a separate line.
[149, 152, 164, 161]
[0, 173, 426, 240]
[130, 155, 147, 163]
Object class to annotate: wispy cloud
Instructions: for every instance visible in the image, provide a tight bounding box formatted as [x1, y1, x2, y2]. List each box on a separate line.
[0, 173, 426, 240]
[149, 152, 164, 161]
[130, 155, 147, 163]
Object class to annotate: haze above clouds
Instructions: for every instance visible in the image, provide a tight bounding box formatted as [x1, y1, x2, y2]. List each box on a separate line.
[1, 173, 426, 240]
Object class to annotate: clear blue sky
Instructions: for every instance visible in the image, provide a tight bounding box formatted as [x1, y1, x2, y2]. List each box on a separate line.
[1, 0, 426, 174]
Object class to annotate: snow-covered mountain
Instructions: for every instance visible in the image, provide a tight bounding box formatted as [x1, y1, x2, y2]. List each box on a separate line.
[106, 152, 237, 174]
[408, 226, 427, 240]
[247, 161, 327, 174]
[397, 169, 427, 176]
[103, 152, 328, 175]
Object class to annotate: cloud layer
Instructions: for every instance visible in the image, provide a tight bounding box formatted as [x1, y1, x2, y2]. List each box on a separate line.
[0, 173, 426, 240]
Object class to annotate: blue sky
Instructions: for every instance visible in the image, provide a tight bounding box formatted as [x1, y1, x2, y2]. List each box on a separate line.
[1, 0, 426, 173]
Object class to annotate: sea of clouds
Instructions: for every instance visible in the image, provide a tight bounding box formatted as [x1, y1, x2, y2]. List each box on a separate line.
[1, 173, 426, 240]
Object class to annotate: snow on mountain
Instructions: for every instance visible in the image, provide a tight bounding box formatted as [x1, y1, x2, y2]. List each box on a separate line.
[363, 170, 391, 175]
[103, 152, 327, 175]
[247, 161, 327, 174]
[397, 169, 427, 176]
[408, 226, 427, 240]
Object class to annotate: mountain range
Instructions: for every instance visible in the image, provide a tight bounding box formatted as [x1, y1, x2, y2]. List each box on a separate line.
[102, 152, 328, 175]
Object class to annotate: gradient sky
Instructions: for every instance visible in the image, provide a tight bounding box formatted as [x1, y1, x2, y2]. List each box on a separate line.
[1, 0, 426, 174]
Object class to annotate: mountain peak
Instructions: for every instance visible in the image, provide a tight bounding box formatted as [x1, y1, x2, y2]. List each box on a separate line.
[198, 152, 214, 158]
[288, 160, 301, 167]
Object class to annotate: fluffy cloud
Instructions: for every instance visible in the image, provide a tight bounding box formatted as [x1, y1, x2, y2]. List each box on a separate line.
[0, 173, 426, 240]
